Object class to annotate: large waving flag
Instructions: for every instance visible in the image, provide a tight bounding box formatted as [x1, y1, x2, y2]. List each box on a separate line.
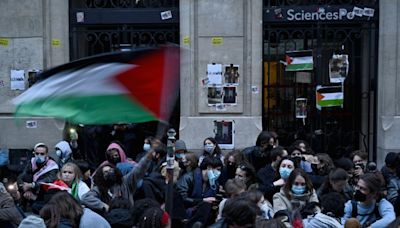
[13, 46, 180, 124]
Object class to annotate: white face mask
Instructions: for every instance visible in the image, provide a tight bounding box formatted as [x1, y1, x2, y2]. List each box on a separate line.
[35, 155, 46, 164]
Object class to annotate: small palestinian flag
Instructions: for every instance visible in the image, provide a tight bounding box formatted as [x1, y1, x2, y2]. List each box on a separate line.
[13, 46, 180, 124]
[316, 85, 343, 110]
[285, 51, 313, 72]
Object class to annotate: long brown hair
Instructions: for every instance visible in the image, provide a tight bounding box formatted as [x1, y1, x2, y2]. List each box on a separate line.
[40, 191, 83, 228]
[283, 168, 314, 199]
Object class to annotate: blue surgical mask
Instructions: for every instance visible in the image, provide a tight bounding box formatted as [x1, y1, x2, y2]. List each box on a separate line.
[143, 143, 151, 152]
[291, 185, 306, 195]
[279, 167, 293, 180]
[35, 155, 46, 164]
[55, 149, 62, 158]
[204, 144, 215, 154]
[207, 169, 221, 190]
[175, 153, 185, 159]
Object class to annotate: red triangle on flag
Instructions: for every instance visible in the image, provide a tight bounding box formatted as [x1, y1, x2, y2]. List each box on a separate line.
[316, 92, 325, 102]
[115, 46, 180, 121]
[286, 55, 293, 65]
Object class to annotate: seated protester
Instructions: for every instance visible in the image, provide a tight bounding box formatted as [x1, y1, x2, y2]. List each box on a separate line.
[242, 189, 274, 220]
[198, 137, 224, 166]
[54, 141, 73, 168]
[273, 168, 320, 217]
[180, 152, 198, 176]
[242, 131, 276, 172]
[292, 140, 314, 156]
[386, 164, 400, 216]
[303, 192, 345, 228]
[138, 207, 170, 228]
[74, 160, 93, 189]
[131, 198, 161, 225]
[103, 198, 134, 228]
[219, 150, 244, 187]
[49, 162, 90, 201]
[17, 143, 58, 207]
[258, 157, 297, 203]
[176, 156, 223, 227]
[81, 150, 152, 214]
[102, 141, 136, 167]
[216, 179, 246, 221]
[40, 191, 110, 228]
[381, 152, 399, 185]
[318, 168, 354, 201]
[174, 139, 188, 163]
[342, 172, 396, 228]
[0, 182, 24, 228]
[309, 153, 335, 190]
[148, 143, 167, 174]
[289, 146, 313, 173]
[350, 150, 368, 187]
[209, 197, 258, 228]
[235, 162, 257, 190]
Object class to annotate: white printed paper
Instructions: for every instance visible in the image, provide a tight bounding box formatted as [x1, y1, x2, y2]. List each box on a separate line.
[207, 64, 223, 85]
[161, 10, 172, 20]
[353, 7, 364, 17]
[10, 70, 25, 90]
[363, 8, 375, 17]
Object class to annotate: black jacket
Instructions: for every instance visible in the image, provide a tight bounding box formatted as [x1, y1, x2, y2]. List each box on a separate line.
[176, 171, 203, 208]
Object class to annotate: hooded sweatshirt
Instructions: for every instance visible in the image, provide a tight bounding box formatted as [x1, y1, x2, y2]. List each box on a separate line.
[55, 141, 73, 167]
[303, 213, 342, 228]
[100, 143, 136, 167]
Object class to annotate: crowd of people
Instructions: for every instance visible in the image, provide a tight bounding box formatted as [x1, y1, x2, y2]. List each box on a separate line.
[0, 130, 400, 228]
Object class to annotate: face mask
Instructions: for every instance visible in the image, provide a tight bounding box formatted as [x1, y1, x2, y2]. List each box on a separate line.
[260, 202, 273, 219]
[175, 153, 185, 159]
[109, 157, 121, 164]
[207, 169, 220, 190]
[266, 144, 274, 151]
[143, 143, 151, 152]
[35, 155, 46, 164]
[55, 149, 62, 158]
[354, 190, 367, 202]
[279, 167, 293, 180]
[104, 171, 116, 183]
[292, 185, 306, 195]
[204, 144, 215, 154]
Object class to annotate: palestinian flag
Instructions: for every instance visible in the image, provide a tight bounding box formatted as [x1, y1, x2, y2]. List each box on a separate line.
[316, 85, 343, 110]
[13, 46, 180, 124]
[285, 51, 313, 72]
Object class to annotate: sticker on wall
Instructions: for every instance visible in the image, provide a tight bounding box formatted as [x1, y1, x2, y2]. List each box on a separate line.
[0, 38, 9, 46]
[207, 63, 223, 85]
[223, 64, 239, 85]
[211, 37, 223, 46]
[215, 103, 227, 111]
[10, 70, 25, 90]
[160, 10, 172, 20]
[183, 36, 190, 45]
[316, 85, 343, 110]
[223, 86, 237, 105]
[213, 120, 235, 149]
[329, 54, 348, 83]
[208, 87, 223, 105]
[76, 12, 84, 23]
[251, 86, 259, 94]
[26, 120, 38, 129]
[52, 39, 61, 47]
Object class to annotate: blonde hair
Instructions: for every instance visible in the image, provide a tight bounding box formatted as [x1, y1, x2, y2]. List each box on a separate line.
[58, 162, 82, 185]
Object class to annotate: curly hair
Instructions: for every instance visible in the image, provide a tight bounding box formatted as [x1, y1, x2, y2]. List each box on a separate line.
[93, 164, 123, 204]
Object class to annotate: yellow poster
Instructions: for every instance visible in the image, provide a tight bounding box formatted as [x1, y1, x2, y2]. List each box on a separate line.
[0, 38, 9, 46]
[183, 36, 190, 45]
[211, 37, 223, 46]
[52, 39, 61, 47]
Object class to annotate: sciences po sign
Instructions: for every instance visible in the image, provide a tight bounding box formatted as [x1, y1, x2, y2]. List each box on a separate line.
[264, 5, 377, 23]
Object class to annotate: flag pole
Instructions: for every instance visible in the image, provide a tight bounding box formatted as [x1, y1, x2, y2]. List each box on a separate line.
[165, 128, 176, 216]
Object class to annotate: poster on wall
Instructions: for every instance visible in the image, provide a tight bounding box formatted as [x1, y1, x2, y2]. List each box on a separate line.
[214, 120, 235, 149]
[223, 86, 237, 105]
[206, 64, 223, 85]
[223, 64, 239, 85]
[295, 98, 307, 119]
[208, 87, 223, 106]
[10, 70, 25, 90]
[329, 54, 349, 83]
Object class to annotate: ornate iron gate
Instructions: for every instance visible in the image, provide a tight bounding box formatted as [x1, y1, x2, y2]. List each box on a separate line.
[263, 0, 378, 158]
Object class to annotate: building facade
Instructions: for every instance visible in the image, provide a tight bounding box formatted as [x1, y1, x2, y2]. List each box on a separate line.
[0, 0, 398, 166]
